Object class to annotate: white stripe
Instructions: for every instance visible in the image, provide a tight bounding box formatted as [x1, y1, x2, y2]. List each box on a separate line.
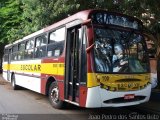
[15, 74, 41, 93]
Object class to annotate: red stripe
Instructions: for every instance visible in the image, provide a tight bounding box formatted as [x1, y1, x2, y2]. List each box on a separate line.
[42, 57, 65, 63]
[79, 86, 88, 107]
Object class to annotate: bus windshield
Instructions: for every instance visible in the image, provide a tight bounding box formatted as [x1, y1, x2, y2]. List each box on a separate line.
[93, 27, 149, 73]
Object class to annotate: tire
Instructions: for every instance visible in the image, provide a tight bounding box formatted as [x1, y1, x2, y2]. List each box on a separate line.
[49, 82, 64, 109]
[11, 74, 19, 90]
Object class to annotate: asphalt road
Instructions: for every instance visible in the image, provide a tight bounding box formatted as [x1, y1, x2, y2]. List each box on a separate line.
[0, 75, 157, 120]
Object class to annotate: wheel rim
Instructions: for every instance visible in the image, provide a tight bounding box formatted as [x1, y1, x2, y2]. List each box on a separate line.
[50, 86, 59, 104]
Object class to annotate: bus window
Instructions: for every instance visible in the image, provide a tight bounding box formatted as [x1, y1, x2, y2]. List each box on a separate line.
[12, 45, 18, 52]
[47, 27, 65, 57]
[128, 35, 148, 73]
[18, 42, 25, 60]
[24, 39, 34, 59]
[93, 28, 149, 73]
[11, 45, 18, 60]
[19, 42, 25, 51]
[26, 39, 34, 49]
[3, 54, 8, 62]
[35, 34, 47, 58]
[35, 34, 47, 47]
[3, 49, 9, 62]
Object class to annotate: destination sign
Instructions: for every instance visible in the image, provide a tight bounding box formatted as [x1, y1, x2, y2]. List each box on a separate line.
[90, 12, 142, 30]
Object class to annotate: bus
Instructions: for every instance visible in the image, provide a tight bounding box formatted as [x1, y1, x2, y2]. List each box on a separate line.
[2, 9, 151, 109]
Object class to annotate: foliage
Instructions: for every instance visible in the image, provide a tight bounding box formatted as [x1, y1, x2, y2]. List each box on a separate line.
[0, 0, 160, 45]
[0, 0, 23, 43]
[0, 0, 160, 68]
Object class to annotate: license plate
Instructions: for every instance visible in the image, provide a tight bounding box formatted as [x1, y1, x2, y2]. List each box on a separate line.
[124, 94, 135, 100]
[118, 83, 139, 88]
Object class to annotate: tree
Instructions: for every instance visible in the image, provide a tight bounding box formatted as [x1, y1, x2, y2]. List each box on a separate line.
[0, 0, 23, 43]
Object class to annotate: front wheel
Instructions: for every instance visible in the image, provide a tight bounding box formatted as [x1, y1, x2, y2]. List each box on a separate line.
[49, 82, 64, 109]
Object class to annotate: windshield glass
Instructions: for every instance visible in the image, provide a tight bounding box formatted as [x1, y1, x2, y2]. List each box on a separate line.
[94, 27, 149, 73]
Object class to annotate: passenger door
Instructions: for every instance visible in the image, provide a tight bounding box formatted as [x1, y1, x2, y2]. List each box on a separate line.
[65, 25, 82, 103]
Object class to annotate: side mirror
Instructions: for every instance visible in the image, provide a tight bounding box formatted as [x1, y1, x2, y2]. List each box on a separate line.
[82, 19, 91, 25]
[86, 44, 94, 53]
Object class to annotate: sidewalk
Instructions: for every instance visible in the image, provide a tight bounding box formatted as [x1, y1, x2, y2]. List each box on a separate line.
[136, 91, 160, 115]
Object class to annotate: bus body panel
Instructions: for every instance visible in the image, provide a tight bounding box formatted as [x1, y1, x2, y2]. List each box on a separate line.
[9, 60, 41, 93]
[14, 73, 41, 93]
[3, 62, 8, 80]
[78, 86, 88, 107]
[86, 84, 151, 108]
[85, 73, 151, 108]
[41, 57, 65, 99]
[2, 71, 8, 81]
[3, 58, 66, 95]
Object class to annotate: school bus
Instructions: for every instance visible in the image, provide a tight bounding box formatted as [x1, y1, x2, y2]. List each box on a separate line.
[3, 9, 151, 108]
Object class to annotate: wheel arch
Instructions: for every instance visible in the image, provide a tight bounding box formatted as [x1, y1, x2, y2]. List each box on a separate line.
[45, 76, 56, 96]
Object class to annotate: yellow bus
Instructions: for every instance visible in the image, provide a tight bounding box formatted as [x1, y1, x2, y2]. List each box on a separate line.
[3, 9, 151, 109]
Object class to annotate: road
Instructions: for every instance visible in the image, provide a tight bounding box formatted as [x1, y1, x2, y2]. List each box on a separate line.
[0, 75, 158, 120]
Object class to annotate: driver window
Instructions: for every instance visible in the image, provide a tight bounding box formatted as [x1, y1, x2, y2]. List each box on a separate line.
[94, 29, 113, 72]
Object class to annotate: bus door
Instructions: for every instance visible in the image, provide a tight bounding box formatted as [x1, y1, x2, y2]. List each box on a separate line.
[65, 25, 82, 103]
[7, 48, 12, 81]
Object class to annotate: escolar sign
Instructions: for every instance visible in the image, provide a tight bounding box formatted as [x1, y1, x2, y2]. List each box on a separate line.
[20, 64, 41, 71]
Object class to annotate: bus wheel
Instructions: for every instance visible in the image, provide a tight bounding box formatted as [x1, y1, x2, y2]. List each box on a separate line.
[11, 74, 19, 90]
[49, 82, 64, 109]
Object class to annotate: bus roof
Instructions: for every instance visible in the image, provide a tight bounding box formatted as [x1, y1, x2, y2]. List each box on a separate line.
[5, 9, 142, 49]
[5, 10, 92, 48]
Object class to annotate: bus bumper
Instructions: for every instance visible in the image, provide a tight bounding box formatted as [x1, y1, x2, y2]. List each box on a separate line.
[85, 84, 151, 108]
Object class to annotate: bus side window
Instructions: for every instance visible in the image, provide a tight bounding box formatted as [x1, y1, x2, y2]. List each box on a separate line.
[34, 34, 47, 58]
[18, 42, 25, 60]
[4, 49, 9, 62]
[47, 27, 65, 57]
[11, 45, 18, 61]
[24, 39, 34, 59]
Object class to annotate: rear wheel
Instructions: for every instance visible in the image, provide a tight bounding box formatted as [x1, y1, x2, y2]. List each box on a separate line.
[49, 82, 64, 109]
[11, 74, 19, 90]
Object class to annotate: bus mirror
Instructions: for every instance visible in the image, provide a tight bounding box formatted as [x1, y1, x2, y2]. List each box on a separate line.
[86, 44, 94, 53]
[82, 19, 91, 25]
